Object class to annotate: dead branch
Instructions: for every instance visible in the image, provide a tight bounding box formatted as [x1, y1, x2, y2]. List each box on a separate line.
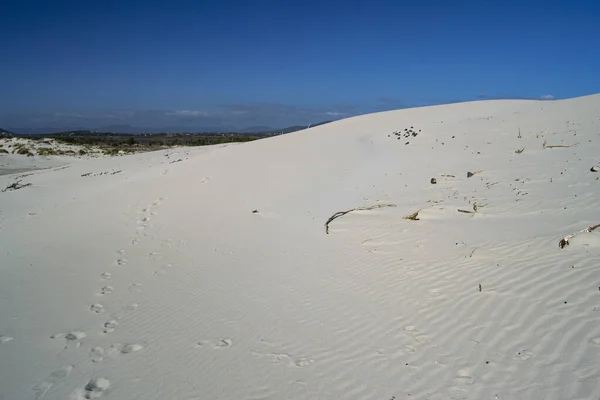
[324, 204, 396, 234]
[558, 223, 600, 249]
[2, 180, 32, 192]
[543, 142, 578, 149]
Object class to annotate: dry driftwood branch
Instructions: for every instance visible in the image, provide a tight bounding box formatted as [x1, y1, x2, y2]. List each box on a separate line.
[2, 180, 32, 193]
[324, 204, 396, 234]
[543, 141, 578, 149]
[558, 223, 600, 249]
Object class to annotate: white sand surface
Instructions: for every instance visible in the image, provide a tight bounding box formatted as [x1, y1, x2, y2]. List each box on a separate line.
[1, 95, 600, 400]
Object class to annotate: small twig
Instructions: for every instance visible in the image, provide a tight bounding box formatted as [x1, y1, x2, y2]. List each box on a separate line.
[558, 223, 600, 249]
[468, 248, 477, 258]
[467, 170, 484, 178]
[324, 204, 396, 234]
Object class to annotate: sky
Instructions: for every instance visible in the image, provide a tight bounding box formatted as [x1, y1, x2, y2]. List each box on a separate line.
[1, 0, 599, 132]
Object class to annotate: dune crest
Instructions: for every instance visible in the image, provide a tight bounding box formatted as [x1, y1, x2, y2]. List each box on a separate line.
[2, 95, 600, 400]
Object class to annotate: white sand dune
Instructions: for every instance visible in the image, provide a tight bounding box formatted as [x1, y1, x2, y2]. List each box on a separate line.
[1, 95, 600, 400]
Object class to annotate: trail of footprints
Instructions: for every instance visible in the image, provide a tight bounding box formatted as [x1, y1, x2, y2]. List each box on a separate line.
[133, 197, 164, 240]
[192, 336, 316, 369]
[33, 199, 169, 399]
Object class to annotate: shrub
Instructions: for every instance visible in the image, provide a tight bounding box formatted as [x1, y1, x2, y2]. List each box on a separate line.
[38, 148, 59, 156]
[16, 147, 33, 156]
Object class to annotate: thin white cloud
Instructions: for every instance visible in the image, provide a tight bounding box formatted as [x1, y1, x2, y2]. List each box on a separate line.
[539, 95, 555, 100]
[166, 110, 209, 117]
[325, 111, 347, 117]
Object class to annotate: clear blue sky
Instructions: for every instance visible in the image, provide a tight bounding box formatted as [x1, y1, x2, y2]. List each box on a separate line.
[1, 0, 599, 132]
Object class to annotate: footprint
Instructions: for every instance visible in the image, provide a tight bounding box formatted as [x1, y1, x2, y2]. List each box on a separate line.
[404, 325, 430, 344]
[90, 347, 104, 363]
[447, 386, 468, 400]
[117, 250, 125, 256]
[90, 304, 104, 314]
[99, 286, 114, 296]
[32, 365, 74, 399]
[152, 197, 165, 207]
[110, 343, 144, 355]
[103, 320, 118, 334]
[52, 331, 86, 342]
[294, 357, 315, 367]
[402, 344, 417, 354]
[71, 378, 110, 399]
[447, 369, 474, 399]
[66, 332, 86, 341]
[251, 351, 314, 368]
[196, 338, 232, 349]
[131, 238, 140, 245]
[100, 273, 111, 280]
[453, 369, 474, 385]
[0, 335, 14, 344]
[116, 259, 127, 266]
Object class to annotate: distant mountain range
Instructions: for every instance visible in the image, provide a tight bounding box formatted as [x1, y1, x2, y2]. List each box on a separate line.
[5, 121, 333, 135]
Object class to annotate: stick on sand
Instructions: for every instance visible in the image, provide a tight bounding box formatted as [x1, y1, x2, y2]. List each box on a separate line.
[325, 204, 396, 234]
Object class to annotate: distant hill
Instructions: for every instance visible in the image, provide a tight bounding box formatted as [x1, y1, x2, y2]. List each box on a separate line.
[5, 120, 336, 136]
[0, 128, 14, 137]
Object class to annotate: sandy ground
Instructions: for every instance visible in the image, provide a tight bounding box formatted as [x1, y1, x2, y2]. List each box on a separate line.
[1, 95, 600, 400]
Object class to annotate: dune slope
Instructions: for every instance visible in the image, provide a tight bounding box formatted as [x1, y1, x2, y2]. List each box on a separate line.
[1, 95, 600, 400]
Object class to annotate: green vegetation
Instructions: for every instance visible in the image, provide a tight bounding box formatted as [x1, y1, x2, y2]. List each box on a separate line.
[38, 148, 60, 156]
[7, 132, 267, 159]
[14, 145, 34, 157]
